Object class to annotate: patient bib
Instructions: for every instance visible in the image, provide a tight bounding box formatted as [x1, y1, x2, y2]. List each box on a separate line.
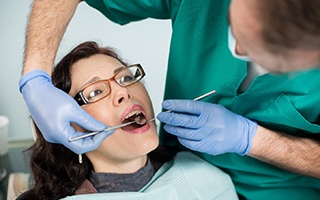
[62, 152, 238, 200]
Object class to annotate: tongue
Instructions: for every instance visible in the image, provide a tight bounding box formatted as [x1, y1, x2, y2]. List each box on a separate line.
[121, 122, 144, 131]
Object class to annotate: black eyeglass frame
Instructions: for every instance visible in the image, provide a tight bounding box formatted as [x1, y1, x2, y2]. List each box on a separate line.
[73, 64, 145, 106]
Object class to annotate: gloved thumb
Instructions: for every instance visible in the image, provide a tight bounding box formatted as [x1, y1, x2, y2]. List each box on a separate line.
[71, 107, 107, 132]
[162, 99, 208, 115]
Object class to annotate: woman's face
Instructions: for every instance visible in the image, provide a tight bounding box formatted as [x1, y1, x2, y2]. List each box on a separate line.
[68, 54, 159, 172]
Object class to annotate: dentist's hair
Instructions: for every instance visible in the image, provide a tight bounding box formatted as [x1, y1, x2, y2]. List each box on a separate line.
[257, 0, 320, 52]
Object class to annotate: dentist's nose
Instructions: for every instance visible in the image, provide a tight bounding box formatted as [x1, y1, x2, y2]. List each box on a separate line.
[235, 43, 247, 56]
[111, 82, 132, 106]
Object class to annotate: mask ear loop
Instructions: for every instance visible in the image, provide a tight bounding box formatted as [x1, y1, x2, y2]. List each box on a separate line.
[78, 154, 83, 164]
[228, 26, 251, 62]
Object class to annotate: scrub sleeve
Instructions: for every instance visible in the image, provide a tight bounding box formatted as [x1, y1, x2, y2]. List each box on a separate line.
[84, 0, 320, 199]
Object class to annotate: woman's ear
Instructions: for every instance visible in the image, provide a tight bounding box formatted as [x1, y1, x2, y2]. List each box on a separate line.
[29, 117, 38, 141]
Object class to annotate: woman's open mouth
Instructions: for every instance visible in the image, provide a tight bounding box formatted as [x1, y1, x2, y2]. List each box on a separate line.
[121, 110, 148, 131]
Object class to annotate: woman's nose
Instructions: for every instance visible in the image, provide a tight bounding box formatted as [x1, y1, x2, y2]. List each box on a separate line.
[110, 82, 132, 106]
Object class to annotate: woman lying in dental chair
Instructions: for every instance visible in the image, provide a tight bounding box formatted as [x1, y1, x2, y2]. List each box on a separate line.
[18, 41, 238, 200]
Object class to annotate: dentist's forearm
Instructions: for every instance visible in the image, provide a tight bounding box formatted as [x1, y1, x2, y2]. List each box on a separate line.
[248, 125, 320, 179]
[23, 0, 81, 75]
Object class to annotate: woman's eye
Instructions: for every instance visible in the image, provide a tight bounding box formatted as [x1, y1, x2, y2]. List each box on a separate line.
[120, 75, 135, 83]
[87, 90, 103, 100]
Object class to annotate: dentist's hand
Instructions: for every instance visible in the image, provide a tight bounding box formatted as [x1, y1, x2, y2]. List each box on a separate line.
[157, 100, 258, 156]
[19, 70, 114, 154]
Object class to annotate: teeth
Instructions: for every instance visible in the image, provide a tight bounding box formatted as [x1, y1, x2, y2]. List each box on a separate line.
[136, 117, 147, 125]
[124, 110, 142, 120]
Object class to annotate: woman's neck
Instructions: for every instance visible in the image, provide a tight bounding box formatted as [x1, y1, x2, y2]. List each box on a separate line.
[88, 154, 148, 174]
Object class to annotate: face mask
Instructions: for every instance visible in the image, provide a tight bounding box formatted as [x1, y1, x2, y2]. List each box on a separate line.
[228, 26, 251, 62]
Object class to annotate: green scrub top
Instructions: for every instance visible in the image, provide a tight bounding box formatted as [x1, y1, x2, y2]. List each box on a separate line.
[84, 0, 320, 199]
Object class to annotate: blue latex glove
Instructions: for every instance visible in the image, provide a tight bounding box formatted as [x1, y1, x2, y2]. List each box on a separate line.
[19, 70, 114, 154]
[157, 100, 258, 156]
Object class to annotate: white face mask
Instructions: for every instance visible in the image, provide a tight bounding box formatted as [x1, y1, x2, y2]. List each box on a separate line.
[228, 26, 251, 62]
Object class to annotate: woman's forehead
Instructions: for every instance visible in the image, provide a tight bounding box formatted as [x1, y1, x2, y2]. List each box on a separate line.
[69, 55, 123, 93]
[72, 54, 123, 77]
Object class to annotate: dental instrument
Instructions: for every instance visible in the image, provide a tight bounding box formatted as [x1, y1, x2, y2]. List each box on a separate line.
[144, 89, 217, 123]
[69, 119, 141, 142]
[69, 89, 216, 142]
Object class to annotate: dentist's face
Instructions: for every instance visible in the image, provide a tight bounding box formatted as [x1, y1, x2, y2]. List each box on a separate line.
[69, 54, 159, 171]
[229, 0, 320, 73]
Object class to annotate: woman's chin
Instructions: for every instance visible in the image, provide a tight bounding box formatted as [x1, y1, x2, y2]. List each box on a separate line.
[138, 137, 159, 154]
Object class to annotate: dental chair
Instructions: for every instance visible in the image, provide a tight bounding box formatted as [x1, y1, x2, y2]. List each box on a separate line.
[6, 118, 36, 200]
[6, 173, 30, 200]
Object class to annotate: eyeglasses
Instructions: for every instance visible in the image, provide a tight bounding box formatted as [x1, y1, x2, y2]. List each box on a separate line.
[74, 64, 145, 106]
